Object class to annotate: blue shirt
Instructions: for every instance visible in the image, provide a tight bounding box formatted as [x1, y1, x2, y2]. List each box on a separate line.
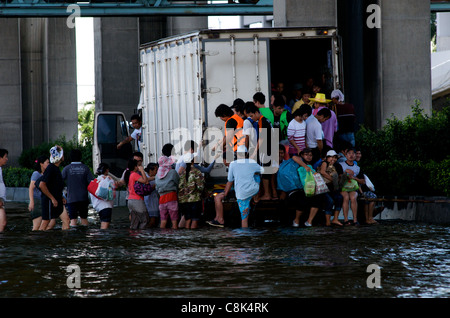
[227, 158, 264, 200]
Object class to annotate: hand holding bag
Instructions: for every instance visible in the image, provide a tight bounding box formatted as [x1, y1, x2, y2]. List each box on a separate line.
[313, 173, 329, 195]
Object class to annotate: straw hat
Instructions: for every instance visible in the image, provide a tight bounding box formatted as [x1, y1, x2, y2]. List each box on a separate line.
[309, 93, 331, 104]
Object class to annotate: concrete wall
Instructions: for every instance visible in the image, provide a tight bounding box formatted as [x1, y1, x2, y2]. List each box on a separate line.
[379, 0, 432, 126]
[0, 19, 22, 165]
[0, 18, 77, 166]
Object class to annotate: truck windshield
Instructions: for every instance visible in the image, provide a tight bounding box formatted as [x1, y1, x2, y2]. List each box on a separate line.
[96, 113, 133, 178]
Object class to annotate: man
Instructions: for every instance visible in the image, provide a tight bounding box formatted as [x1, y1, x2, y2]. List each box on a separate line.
[0, 149, 8, 232]
[214, 104, 245, 165]
[310, 93, 337, 149]
[306, 107, 332, 165]
[260, 93, 293, 143]
[291, 88, 313, 114]
[62, 149, 94, 227]
[39, 145, 70, 231]
[245, 103, 277, 201]
[222, 145, 264, 228]
[331, 89, 356, 148]
[117, 114, 142, 151]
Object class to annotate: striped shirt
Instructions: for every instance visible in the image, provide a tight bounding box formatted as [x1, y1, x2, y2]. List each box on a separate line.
[287, 119, 306, 154]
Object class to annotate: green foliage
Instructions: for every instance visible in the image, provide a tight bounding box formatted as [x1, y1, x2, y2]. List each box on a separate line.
[2, 167, 34, 188]
[78, 101, 95, 145]
[18, 136, 93, 172]
[356, 102, 450, 197]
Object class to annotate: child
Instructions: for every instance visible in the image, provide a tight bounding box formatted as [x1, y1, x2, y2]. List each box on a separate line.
[0, 149, 8, 232]
[339, 147, 365, 225]
[125, 159, 149, 230]
[144, 163, 159, 228]
[155, 144, 180, 229]
[178, 153, 205, 229]
[319, 150, 343, 226]
[355, 148, 379, 224]
[28, 155, 50, 231]
[90, 163, 117, 230]
[222, 145, 263, 228]
[287, 104, 311, 157]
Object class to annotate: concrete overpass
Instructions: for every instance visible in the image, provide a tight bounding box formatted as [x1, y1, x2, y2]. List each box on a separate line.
[0, 0, 435, 166]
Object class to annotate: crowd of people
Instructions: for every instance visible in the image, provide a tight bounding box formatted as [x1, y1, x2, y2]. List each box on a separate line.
[0, 80, 380, 233]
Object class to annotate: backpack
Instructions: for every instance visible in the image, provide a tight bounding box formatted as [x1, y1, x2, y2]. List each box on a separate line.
[276, 158, 302, 192]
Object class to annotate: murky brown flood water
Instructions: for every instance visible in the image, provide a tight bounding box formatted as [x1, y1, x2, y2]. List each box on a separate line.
[0, 203, 449, 299]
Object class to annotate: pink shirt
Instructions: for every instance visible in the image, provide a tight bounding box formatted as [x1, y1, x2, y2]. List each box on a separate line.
[128, 171, 143, 200]
[313, 106, 338, 148]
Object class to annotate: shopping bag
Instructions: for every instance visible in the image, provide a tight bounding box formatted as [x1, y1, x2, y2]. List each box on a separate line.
[313, 173, 329, 194]
[134, 181, 154, 197]
[304, 171, 316, 197]
[87, 178, 100, 198]
[364, 174, 375, 192]
[342, 178, 359, 192]
[95, 177, 115, 201]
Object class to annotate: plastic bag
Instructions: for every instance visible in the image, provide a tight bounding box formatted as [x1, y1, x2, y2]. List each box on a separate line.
[342, 177, 359, 192]
[304, 171, 316, 197]
[314, 173, 329, 195]
[364, 174, 375, 192]
[95, 177, 115, 201]
[88, 178, 100, 198]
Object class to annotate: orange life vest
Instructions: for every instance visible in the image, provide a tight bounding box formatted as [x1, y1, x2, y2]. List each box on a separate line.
[225, 114, 245, 152]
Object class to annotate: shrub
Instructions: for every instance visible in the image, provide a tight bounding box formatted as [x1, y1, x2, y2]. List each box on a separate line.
[2, 167, 34, 188]
[19, 136, 92, 171]
[356, 102, 450, 197]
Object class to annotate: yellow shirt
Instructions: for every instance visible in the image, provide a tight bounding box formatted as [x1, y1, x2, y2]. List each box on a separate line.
[291, 100, 313, 114]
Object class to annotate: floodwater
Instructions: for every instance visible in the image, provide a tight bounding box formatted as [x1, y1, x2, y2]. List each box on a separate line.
[0, 202, 449, 299]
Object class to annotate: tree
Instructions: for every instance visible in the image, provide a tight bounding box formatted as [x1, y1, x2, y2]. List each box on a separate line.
[78, 101, 95, 145]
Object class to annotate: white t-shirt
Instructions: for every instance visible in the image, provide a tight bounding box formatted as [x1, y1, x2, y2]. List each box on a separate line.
[306, 116, 324, 149]
[0, 167, 6, 201]
[242, 118, 258, 152]
[131, 127, 142, 151]
[227, 158, 264, 200]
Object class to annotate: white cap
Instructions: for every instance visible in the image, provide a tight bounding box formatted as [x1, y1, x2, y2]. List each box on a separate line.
[326, 150, 338, 157]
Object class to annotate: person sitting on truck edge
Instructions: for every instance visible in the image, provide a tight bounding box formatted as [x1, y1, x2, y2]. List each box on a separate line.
[214, 104, 245, 166]
[117, 114, 142, 152]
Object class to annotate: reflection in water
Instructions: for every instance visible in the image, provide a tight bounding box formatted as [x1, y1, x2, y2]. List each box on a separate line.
[0, 203, 449, 298]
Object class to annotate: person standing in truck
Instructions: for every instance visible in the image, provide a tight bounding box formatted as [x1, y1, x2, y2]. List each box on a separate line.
[214, 104, 245, 166]
[117, 114, 142, 152]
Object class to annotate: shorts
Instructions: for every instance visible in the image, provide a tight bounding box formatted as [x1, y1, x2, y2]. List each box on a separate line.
[287, 190, 323, 211]
[66, 200, 89, 220]
[128, 199, 149, 230]
[159, 200, 178, 221]
[179, 201, 202, 221]
[30, 197, 43, 220]
[237, 198, 252, 220]
[363, 191, 377, 204]
[41, 196, 64, 220]
[98, 208, 112, 223]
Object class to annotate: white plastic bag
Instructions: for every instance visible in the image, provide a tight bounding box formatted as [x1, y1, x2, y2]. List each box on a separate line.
[364, 174, 375, 192]
[95, 177, 114, 201]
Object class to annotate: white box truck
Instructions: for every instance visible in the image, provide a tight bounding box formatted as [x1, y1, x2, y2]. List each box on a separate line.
[93, 27, 342, 180]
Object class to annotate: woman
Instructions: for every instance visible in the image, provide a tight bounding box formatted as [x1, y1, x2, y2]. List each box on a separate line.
[90, 163, 117, 229]
[124, 159, 149, 230]
[28, 156, 50, 231]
